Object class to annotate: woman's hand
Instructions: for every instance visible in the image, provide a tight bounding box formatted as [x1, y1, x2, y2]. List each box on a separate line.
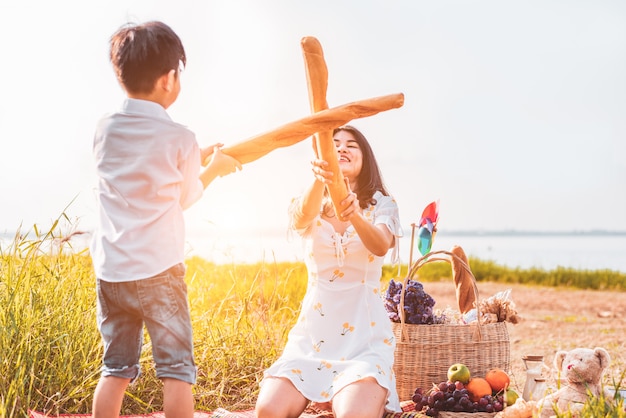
[338, 180, 362, 221]
[311, 158, 333, 184]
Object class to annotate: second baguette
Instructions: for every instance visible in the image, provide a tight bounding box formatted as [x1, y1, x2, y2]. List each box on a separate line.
[450, 245, 477, 314]
[210, 94, 404, 166]
[302, 36, 350, 219]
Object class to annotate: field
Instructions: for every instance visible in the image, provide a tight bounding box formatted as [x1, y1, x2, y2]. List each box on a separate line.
[1, 227, 626, 417]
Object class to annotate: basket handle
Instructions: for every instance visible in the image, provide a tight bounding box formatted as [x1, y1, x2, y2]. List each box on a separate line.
[397, 250, 483, 343]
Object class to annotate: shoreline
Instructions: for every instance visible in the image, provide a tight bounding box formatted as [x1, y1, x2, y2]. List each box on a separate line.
[3, 229, 626, 273]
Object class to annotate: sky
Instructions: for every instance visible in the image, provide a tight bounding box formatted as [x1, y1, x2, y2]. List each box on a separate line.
[1, 1, 625, 261]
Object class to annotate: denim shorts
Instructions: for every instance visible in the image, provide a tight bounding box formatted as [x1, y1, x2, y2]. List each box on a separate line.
[96, 263, 196, 384]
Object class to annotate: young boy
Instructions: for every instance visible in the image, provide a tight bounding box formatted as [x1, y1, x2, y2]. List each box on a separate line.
[90, 21, 241, 418]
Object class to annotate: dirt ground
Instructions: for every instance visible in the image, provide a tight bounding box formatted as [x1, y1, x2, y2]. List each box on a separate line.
[422, 281, 626, 393]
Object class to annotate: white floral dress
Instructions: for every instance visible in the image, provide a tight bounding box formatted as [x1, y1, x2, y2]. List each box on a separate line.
[261, 191, 403, 412]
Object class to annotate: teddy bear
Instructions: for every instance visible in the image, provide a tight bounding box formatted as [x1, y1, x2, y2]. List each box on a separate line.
[537, 347, 611, 418]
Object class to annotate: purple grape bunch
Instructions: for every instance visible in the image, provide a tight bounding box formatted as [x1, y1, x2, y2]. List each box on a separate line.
[412, 381, 505, 416]
[384, 278, 442, 324]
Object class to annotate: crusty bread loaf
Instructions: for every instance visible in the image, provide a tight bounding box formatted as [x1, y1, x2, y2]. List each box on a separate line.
[215, 94, 404, 166]
[450, 245, 477, 314]
[214, 36, 405, 172]
[301, 36, 350, 220]
[301, 37, 329, 113]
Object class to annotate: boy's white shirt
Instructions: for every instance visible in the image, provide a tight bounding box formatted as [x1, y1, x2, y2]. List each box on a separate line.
[91, 98, 203, 282]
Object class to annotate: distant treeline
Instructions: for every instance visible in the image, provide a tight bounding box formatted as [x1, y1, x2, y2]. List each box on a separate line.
[382, 258, 626, 291]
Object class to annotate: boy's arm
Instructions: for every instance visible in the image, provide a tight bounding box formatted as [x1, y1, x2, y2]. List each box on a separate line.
[199, 146, 242, 189]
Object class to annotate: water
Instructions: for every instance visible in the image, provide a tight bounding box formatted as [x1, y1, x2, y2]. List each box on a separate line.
[3, 229, 626, 272]
[183, 230, 626, 273]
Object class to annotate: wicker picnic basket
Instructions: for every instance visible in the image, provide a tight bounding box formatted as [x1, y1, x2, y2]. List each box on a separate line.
[392, 250, 510, 406]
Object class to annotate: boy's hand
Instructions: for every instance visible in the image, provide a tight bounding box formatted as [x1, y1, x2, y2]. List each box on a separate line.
[201, 143, 223, 166]
[207, 146, 242, 177]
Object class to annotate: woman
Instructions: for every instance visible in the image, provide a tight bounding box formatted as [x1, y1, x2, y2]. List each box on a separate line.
[255, 125, 403, 418]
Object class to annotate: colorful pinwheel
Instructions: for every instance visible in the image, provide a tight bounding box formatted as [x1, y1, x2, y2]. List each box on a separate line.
[408, 200, 440, 265]
[417, 200, 439, 256]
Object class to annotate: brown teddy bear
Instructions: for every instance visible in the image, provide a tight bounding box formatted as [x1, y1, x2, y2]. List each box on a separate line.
[537, 347, 611, 418]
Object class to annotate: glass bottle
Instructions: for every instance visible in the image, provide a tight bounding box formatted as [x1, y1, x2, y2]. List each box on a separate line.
[522, 355, 544, 401]
[531, 378, 547, 400]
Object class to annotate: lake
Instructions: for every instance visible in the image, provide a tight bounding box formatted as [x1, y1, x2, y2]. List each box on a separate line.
[183, 229, 626, 273]
[2, 229, 625, 273]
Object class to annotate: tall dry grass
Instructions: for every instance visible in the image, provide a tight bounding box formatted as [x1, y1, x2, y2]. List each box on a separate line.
[0, 219, 308, 416]
[1, 220, 101, 416]
[1, 218, 625, 417]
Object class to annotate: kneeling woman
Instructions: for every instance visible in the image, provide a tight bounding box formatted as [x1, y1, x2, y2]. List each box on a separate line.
[255, 125, 403, 418]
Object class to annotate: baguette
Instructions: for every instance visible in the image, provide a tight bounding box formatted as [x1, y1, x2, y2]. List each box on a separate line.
[301, 36, 349, 220]
[450, 245, 477, 314]
[211, 94, 404, 166]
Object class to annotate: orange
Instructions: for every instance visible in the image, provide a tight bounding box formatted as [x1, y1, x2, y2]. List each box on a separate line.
[466, 377, 492, 402]
[485, 368, 511, 393]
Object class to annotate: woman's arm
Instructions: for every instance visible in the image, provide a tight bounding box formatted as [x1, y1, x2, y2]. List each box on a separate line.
[344, 206, 394, 256]
[291, 159, 333, 229]
[292, 179, 325, 230]
[339, 191, 395, 257]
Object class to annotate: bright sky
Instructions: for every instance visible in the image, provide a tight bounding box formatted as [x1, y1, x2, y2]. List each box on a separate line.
[1, 1, 625, 251]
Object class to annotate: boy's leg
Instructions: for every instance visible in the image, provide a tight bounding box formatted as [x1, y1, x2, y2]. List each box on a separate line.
[92, 375, 131, 418]
[94, 279, 143, 417]
[140, 264, 197, 415]
[163, 377, 194, 418]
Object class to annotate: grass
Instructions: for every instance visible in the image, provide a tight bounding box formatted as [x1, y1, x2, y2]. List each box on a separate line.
[1, 220, 101, 416]
[1, 218, 625, 417]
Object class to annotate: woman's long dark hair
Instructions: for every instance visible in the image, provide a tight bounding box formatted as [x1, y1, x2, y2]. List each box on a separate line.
[333, 125, 389, 209]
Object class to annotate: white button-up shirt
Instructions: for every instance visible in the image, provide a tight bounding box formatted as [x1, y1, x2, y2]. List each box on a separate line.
[91, 98, 203, 282]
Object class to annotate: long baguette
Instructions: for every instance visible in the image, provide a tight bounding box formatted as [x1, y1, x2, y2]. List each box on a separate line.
[450, 245, 477, 314]
[301, 37, 329, 113]
[216, 93, 404, 165]
[301, 36, 350, 219]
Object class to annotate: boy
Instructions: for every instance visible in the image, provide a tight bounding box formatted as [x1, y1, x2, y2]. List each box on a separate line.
[90, 21, 241, 418]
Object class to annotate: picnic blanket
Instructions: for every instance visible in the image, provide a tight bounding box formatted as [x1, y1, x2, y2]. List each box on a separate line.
[30, 411, 424, 418]
[30, 401, 424, 418]
[29, 411, 239, 418]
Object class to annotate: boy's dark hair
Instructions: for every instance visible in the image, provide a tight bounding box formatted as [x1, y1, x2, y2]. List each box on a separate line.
[109, 21, 186, 95]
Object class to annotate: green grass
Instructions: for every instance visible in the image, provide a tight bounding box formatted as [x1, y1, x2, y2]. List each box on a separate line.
[1, 219, 625, 417]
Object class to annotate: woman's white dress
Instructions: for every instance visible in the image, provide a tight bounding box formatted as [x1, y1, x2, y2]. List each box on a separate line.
[261, 191, 403, 412]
